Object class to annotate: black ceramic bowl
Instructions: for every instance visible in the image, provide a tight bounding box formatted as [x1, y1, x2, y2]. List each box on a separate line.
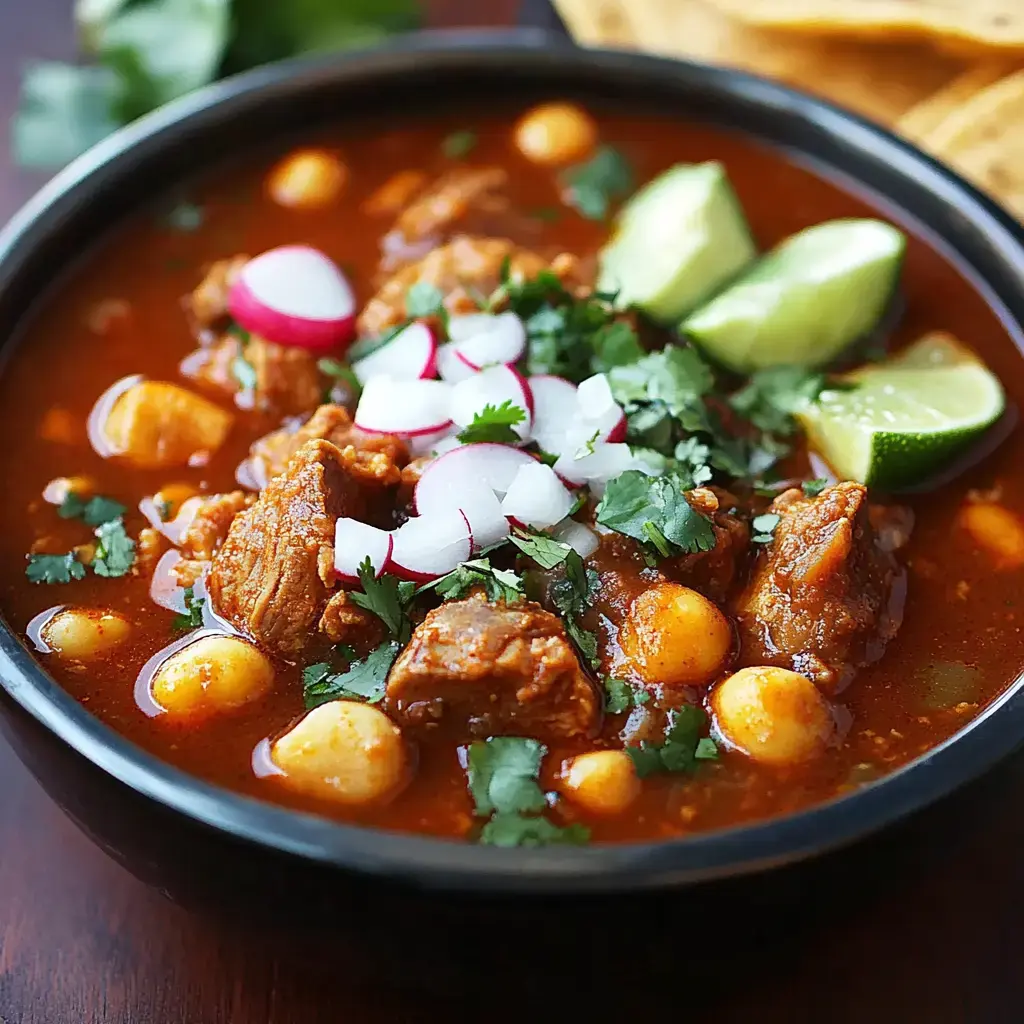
[2, 30, 1024, 920]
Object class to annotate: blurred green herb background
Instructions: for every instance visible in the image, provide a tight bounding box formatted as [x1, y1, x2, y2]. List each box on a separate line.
[13, 0, 420, 170]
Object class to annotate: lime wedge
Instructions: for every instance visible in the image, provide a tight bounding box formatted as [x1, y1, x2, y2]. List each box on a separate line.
[797, 332, 1005, 490]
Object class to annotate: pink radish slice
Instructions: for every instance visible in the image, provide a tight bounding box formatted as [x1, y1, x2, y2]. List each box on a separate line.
[553, 519, 600, 559]
[354, 377, 452, 436]
[436, 343, 477, 384]
[554, 442, 634, 485]
[450, 364, 534, 439]
[407, 426, 457, 457]
[414, 443, 537, 514]
[529, 374, 578, 438]
[229, 245, 355, 352]
[500, 463, 574, 529]
[577, 373, 627, 441]
[352, 321, 437, 384]
[605, 412, 627, 443]
[334, 519, 393, 583]
[429, 433, 463, 458]
[387, 508, 472, 582]
[448, 312, 526, 369]
[459, 485, 510, 551]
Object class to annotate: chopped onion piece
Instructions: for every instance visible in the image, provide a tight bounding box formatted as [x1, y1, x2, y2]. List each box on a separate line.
[553, 518, 600, 559]
[460, 485, 510, 551]
[500, 462, 574, 528]
[436, 343, 477, 384]
[414, 443, 537, 514]
[554, 442, 634, 485]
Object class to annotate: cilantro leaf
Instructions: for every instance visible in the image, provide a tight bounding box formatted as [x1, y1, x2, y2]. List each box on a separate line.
[508, 529, 573, 570]
[602, 676, 650, 715]
[590, 319, 644, 371]
[729, 366, 828, 437]
[467, 736, 547, 817]
[92, 518, 136, 577]
[456, 400, 526, 445]
[560, 145, 633, 220]
[549, 551, 600, 667]
[172, 586, 205, 630]
[626, 705, 716, 778]
[58, 492, 127, 526]
[348, 558, 415, 642]
[802, 478, 828, 497]
[442, 128, 476, 159]
[751, 512, 781, 544]
[318, 357, 362, 400]
[303, 640, 400, 709]
[574, 430, 600, 460]
[480, 813, 590, 848]
[25, 553, 87, 585]
[423, 558, 524, 603]
[232, 353, 258, 392]
[595, 471, 716, 557]
[405, 282, 445, 319]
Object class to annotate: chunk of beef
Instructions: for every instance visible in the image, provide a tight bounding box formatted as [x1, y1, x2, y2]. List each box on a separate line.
[663, 487, 751, 603]
[181, 334, 322, 418]
[393, 168, 508, 243]
[357, 236, 550, 337]
[735, 482, 907, 694]
[319, 590, 384, 651]
[187, 255, 248, 330]
[208, 440, 367, 659]
[172, 490, 255, 587]
[247, 404, 408, 486]
[385, 592, 600, 740]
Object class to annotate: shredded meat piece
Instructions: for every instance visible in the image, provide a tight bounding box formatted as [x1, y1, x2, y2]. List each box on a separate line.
[385, 592, 601, 740]
[735, 482, 908, 694]
[134, 528, 166, 577]
[319, 590, 384, 649]
[187, 255, 248, 329]
[248, 404, 408, 485]
[393, 168, 509, 243]
[357, 236, 550, 337]
[208, 440, 366, 659]
[663, 487, 751, 603]
[182, 334, 322, 418]
[181, 491, 254, 561]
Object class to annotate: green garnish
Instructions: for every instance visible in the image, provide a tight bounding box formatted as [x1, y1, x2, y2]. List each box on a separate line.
[232, 353, 258, 392]
[574, 430, 600, 460]
[595, 471, 716, 559]
[172, 586, 205, 631]
[420, 558, 524, 604]
[729, 366, 828, 436]
[751, 512, 781, 544]
[508, 529, 573, 570]
[627, 706, 718, 778]
[456, 400, 526, 445]
[162, 200, 204, 233]
[154, 497, 173, 522]
[466, 736, 590, 848]
[405, 282, 446, 320]
[560, 145, 633, 221]
[302, 641, 400, 709]
[25, 552, 87, 585]
[441, 129, 477, 159]
[802, 478, 828, 497]
[92, 518, 136, 578]
[348, 558, 416, 643]
[318, 357, 362, 400]
[59, 492, 127, 527]
[603, 676, 650, 715]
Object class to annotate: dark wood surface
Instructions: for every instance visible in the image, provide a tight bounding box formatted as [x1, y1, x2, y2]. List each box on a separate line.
[2, 2, 1024, 1021]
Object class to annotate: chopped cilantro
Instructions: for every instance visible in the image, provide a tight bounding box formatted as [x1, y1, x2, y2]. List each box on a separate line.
[751, 512, 781, 544]
[154, 497, 172, 522]
[560, 145, 633, 220]
[574, 430, 600, 460]
[25, 552, 86, 585]
[441, 129, 477, 159]
[232, 353, 258, 392]
[163, 200, 203, 233]
[422, 558, 524, 603]
[92, 518, 136, 578]
[595, 471, 716, 558]
[303, 640, 400, 709]
[456, 400, 525, 445]
[603, 676, 649, 715]
[348, 558, 416, 642]
[508, 529, 573, 570]
[405, 282, 446, 319]
[729, 367, 829, 436]
[627, 705, 716, 778]
[318, 357, 362, 400]
[226, 321, 251, 344]
[58, 492, 127, 527]
[466, 736, 590, 847]
[802, 478, 828, 497]
[172, 586, 205, 631]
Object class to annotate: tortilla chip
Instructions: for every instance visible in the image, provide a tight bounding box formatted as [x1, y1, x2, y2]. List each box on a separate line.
[917, 69, 1024, 218]
[553, 0, 964, 125]
[898, 61, 1020, 142]
[701, 0, 1024, 53]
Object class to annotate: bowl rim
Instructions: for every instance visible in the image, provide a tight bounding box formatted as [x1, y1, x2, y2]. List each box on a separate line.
[2, 26, 1024, 894]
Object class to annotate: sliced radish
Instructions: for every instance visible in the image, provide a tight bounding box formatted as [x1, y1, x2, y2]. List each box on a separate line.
[414, 443, 537, 514]
[334, 519, 393, 584]
[450, 364, 533, 440]
[387, 508, 472, 582]
[459, 485, 510, 551]
[352, 321, 437, 383]
[436, 343, 477, 384]
[448, 311, 526, 369]
[554, 442, 634, 485]
[429, 433, 464, 458]
[577, 373, 627, 442]
[529, 375, 578, 437]
[553, 518, 600, 559]
[407, 426, 456, 457]
[354, 377, 452, 436]
[229, 245, 355, 351]
[500, 463, 574, 529]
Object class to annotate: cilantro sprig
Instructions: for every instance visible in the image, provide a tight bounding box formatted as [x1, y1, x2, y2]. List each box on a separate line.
[172, 586, 205, 631]
[603, 676, 650, 715]
[58, 493, 126, 526]
[302, 641, 401, 709]
[25, 553, 87, 585]
[456, 400, 525, 445]
[92, 518, 136, 578]
[466, 736, 590, 847]
[559, 145, 633, 221]
[348, 558, 416, 643]
[627, 706, 719, 779]
[419, 558, 524, 603]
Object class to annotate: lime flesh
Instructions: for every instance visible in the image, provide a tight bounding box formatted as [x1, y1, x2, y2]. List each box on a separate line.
[797, 333, 1005, 491]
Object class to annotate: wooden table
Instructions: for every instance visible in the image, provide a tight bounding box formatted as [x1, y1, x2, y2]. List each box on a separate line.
[2, 2, 1024, 1021]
